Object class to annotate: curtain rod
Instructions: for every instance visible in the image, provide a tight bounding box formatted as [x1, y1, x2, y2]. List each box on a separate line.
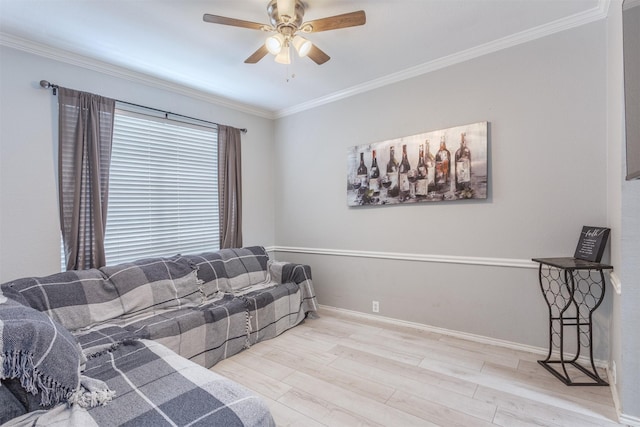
[39, 80, 247, 134]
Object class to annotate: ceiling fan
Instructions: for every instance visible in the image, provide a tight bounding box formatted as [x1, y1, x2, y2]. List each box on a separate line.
[203, 0, 366, 65]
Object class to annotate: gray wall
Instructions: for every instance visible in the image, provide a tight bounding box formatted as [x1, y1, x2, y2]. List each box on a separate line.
[0, 46, 276, 282]
[274, 21, 611, 359]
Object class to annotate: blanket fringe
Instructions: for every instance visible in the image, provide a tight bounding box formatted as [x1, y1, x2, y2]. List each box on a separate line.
[244, 306, 252, 349]
[68, 376, 115, 408]
[84, 338, 140, 360]
[236, 295, 254, 349]
[1, 350, 75, 407]
[196, 277, 206, 304]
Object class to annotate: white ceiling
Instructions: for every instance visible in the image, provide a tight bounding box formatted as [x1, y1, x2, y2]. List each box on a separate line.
[0, 0, 606, 117]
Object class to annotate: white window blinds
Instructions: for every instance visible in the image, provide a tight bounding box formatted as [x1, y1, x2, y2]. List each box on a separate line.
[103, 109, 219, 265]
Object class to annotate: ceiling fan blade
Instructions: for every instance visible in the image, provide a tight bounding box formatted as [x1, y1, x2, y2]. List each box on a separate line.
[307, 45, 330, 65]
[302, 10, 366, 33]
[244, 45, 270, 64]
[203, 14, 266, 31]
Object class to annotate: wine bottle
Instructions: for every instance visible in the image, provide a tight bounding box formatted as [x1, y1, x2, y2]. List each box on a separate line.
[416, 144, 428, 197]
[455, 132, 472, 192]
[386, 146, 399, 198]
[357, 152, 368, 194]
[369, 150, 380, 196]
[425, 139, 436, 195]
[435, 135, 451, 193]
[398, 144, 411, 200]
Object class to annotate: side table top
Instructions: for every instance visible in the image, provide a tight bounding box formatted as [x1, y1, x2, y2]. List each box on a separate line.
[532, 257, 613, 270]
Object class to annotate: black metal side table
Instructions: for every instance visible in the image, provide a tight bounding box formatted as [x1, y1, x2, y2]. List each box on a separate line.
[532, 257, 612, 386]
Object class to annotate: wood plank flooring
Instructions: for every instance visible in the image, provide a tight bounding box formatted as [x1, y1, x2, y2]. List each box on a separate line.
[210, 308, 621, 426]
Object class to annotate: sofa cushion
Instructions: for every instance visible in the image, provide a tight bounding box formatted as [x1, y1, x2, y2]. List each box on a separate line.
[121, 295, 249, 369]
[219, 246, 269, 291]
[100, 255, 201, 319]
[1, 269, 123, 332]
[0, 294, 82, 407]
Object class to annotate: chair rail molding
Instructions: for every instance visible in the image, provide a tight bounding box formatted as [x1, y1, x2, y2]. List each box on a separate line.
[271, 246, 538, 269]
[609, 271, 622, 295]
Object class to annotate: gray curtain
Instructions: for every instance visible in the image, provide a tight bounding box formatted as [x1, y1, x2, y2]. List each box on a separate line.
[218, 125, 243, 249]
[58, 87, 115, 270]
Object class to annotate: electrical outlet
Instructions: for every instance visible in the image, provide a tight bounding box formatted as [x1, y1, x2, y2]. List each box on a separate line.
[372, 301, 379, 313]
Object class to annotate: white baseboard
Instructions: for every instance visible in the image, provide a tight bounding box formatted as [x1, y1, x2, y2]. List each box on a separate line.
[620, 414, 640, 427]
[607, 368, 625, 424]
[318, 304, 609, 369]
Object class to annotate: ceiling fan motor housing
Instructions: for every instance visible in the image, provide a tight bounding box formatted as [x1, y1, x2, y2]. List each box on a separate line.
[267, 0, 305, 34]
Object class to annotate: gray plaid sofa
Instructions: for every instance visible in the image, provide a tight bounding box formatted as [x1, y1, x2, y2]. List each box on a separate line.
[0, 246, 318, 426]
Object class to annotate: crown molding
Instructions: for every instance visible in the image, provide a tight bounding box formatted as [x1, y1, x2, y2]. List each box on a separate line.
[1, 0, 610, 121]
[624, 0, 640, 9]
[0, 32, 276, 120]
[274, 0, 611, 118]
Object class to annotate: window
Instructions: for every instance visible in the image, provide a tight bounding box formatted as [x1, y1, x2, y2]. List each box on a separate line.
[104, 109, 219, 265]
[62, 108, 219, 268]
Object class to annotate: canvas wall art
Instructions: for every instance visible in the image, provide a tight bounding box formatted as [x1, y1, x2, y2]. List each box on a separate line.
[347, 121, 488, 206]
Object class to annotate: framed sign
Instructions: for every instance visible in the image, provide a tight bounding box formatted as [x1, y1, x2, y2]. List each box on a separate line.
[574, 226, 611, 263]
[347, 122, 488, 206]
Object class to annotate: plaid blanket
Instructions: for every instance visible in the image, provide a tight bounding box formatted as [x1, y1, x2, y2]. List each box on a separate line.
[1, 256, 200, 332]
[0, 295, 82, 407]
[73, 277, 318, 370]
[72, 248, 319, 370]
[0, 295, 114, 412]
[5, 339, 275, 427]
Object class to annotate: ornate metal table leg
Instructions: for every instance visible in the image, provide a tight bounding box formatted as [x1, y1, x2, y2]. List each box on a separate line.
[567, 268, 608, 385]
[537, 264, 573, 384]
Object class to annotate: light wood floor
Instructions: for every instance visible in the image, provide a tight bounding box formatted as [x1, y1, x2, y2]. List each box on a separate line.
[210, 308, 621, 427]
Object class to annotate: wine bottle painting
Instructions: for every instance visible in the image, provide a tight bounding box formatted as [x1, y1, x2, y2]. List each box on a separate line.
[347, 122, 488, 206]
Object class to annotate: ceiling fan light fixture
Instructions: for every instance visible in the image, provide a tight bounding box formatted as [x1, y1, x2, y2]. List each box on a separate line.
[274, 45, 291, 64]
[292, 35, 312, 57]
[265, 33, 285, 55]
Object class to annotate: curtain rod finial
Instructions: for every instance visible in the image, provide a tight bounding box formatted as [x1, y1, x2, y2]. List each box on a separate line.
[40, 80, 51, 89]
